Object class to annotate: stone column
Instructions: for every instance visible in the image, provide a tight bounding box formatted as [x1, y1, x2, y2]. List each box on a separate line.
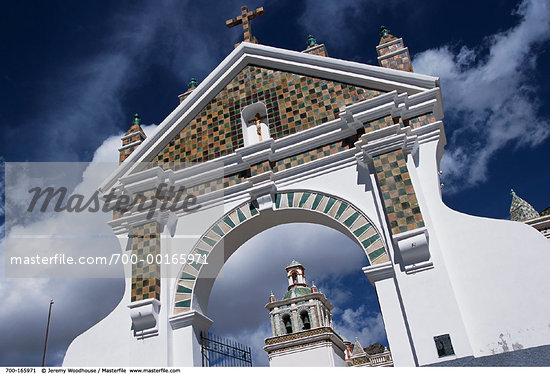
[309, 306, 318, 328]
[169, 310, 213, 366]
[291, 309, 299, 333]
[363, 262, 416, 366]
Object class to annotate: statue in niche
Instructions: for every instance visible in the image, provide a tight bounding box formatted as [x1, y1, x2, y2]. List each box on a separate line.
[248, 112, 267, 141]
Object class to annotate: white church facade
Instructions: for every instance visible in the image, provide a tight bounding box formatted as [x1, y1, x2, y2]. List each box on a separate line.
[63, 6, 550, 367]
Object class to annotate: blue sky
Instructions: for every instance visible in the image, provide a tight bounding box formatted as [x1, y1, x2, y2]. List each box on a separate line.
[0, 0, 549, 367]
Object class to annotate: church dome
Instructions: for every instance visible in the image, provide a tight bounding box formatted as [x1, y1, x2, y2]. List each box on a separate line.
[282, 285, 312, 300]
[510, 189, 540, 222]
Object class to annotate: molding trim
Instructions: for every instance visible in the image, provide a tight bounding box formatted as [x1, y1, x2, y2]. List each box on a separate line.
[128, 298, 161, 339]
[377, 47, 409, 61]
[169, 310, 213, 331]
[118, 140, 144, 152]
[363, 261, 394, 284]
[376, 38, 403, 51]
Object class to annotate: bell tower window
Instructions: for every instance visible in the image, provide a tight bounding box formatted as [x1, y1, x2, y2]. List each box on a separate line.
[300, 311, 311, 330]
[241, 102, 270, 146]
[282, 314, 293, 334]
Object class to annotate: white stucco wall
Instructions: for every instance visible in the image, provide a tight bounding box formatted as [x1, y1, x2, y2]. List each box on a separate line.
[413, 139, 550, 358]
[268, 342, 346, 367]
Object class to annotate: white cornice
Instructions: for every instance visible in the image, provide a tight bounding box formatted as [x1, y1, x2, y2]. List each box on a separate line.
[118, 140, 143, 152]
[99, 42, 441, 193]
[168, 310, 213, 331]
[377, 47, 409, 61]
[376, 38, 403, 51]
[363, 261, 394, 285]
[120, 131, 146, 142]
[301, 43, 326, 54]
[266, 292, 333, 310]
[264, 328, 346, 353]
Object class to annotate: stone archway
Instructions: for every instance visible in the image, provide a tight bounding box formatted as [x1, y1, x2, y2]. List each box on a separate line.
[172, 190, 390, 316]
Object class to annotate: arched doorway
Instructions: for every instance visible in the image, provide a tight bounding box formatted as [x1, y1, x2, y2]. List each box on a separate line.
[206, 222, 389, 366]
[168, 190, 412, 366]
[172, 190, 389, 315]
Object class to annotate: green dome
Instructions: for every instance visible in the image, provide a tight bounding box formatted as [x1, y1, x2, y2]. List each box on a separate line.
[510, 189, 540, 222]
[283, 285, 312, 300]
[287, 259, 302, 268]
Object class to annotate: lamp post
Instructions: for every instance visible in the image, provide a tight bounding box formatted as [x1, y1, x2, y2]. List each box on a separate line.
[42, 299, 54, 367]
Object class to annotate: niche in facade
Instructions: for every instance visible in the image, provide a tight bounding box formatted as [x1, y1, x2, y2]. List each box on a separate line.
[241, 102, 270, 146]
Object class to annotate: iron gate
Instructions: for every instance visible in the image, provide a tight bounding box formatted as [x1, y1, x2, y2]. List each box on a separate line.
[200, 331, 252, 367]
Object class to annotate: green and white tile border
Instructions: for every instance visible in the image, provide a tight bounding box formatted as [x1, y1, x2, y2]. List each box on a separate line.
[173, 190, 389, 315]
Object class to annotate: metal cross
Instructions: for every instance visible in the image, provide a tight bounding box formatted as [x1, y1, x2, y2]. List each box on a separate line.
[226, 5, 264, 45]
[248, 113, 267, 141]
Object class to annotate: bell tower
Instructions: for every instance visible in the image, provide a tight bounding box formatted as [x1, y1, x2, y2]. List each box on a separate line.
[263, 260, 346, 367]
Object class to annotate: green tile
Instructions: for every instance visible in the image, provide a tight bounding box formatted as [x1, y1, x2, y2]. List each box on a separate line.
[202, 236, 217, 247]
[175, 300, 191, 308]
[335, 203, 348, 220]
[180, 272, 196, 280]
[368, 248, 386, 261]
[287, 192, 294, 207]
[275, 194, 281, 209]
[249, 203, 259, 216]
[343, 211, 359, 227]
[195, 248, 209, 256]
[324, 198, 336, 214]
[298, 192, 311, 207]
[177, 285, 192, 294]
[312, 194, 323, 210]
[353, 224, 371, 237]
[223, 216, 235, 228]
[237, 208, 247, 222]
[212, 224, 224, 237]
[362, 234, 379, 249]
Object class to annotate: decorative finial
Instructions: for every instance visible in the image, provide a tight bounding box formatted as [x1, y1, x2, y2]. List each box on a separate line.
[188, 78, 198, 89]
[133, 113, 141, 126]
[510, 189, 515, 196]
[306, 35, 317, 48]
[270, 290, 274, 296]
[380, 25, 390, 37]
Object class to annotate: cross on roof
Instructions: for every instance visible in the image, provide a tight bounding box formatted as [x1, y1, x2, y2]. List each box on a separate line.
[226, 5, 264, 46]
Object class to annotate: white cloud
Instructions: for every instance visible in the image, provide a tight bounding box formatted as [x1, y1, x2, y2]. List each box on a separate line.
[413, 0, 550, 191]
[0, 134, 129, 365]
[334, 305, 387, 347]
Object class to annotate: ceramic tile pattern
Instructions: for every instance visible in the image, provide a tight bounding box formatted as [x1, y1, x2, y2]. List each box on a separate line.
[377, 34, 413, 72]
[404, 113, 436, 129]
[379, 50, 412, 72]
[173, 200, 259, 315]
[131, 222, 161, 302]
[120, 124, 146, 163]
[303, 44, 328, 57]
[374, 149, 425, 235]
[265, 327, 333, 345]
[274, 192, 389, 264]
[151, 65, 382, 170]
[144, 112, 434, 202]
